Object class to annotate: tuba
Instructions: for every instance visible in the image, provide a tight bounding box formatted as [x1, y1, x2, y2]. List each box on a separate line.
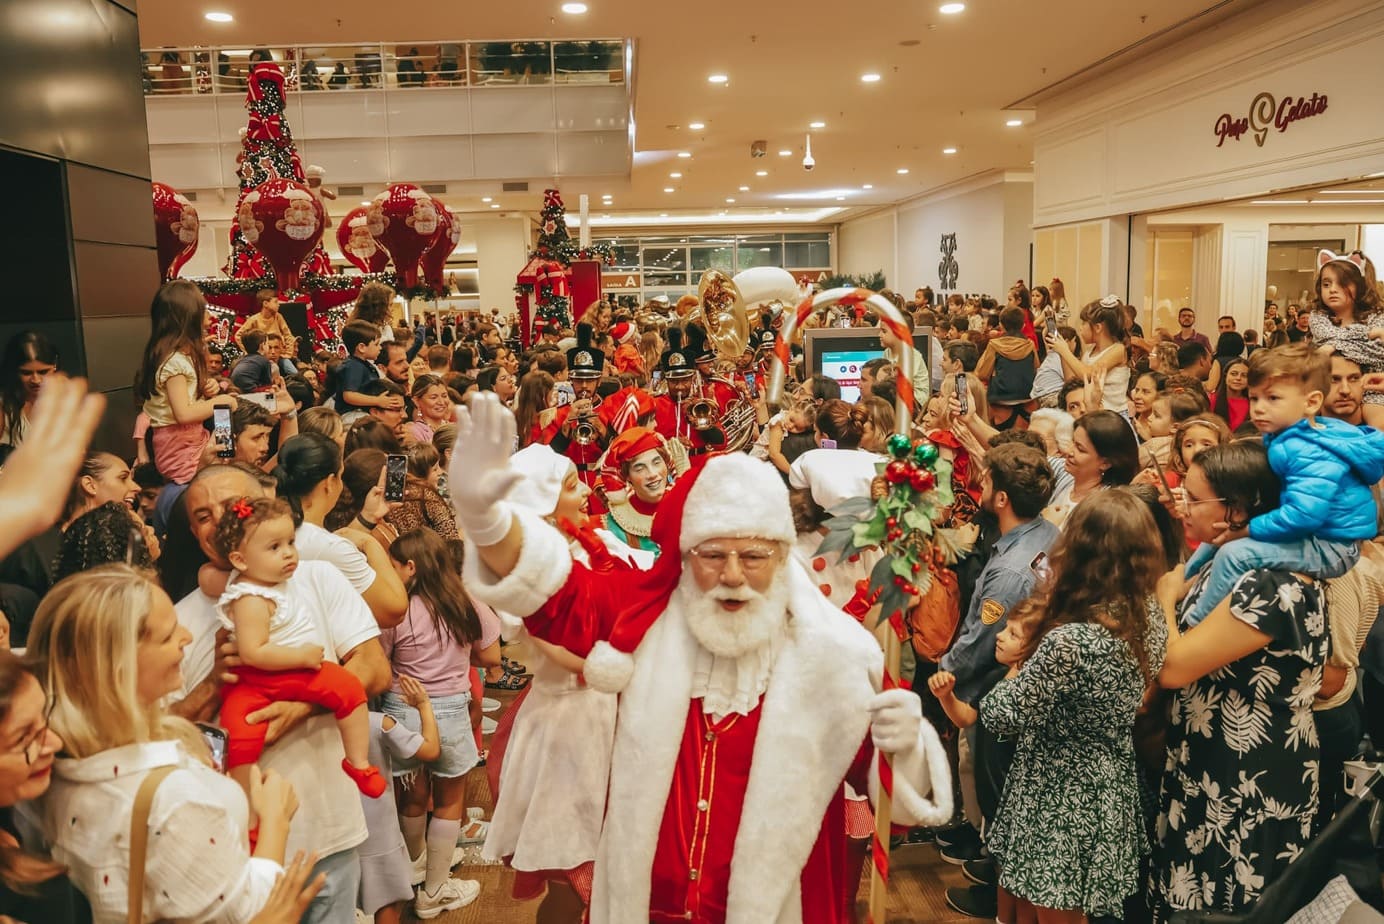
[681, 270, 759, 452]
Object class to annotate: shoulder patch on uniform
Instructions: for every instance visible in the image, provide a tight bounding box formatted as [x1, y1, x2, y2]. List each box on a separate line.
[980, 598, 1005, 625]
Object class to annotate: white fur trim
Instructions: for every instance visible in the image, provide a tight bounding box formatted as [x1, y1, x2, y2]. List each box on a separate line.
[868, 713, 954, 828]
[463, 509, 573, 618]
[680, 454, 795, 552]
[583, 640, 635, 693]
[589, 559, 883, 923]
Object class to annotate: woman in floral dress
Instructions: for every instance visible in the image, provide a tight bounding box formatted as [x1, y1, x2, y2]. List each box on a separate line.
[980, 489, 1167, 922]
[1151, 442, 1329, 921]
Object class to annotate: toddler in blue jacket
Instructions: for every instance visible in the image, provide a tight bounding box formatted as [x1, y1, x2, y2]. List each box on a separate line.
[1183, 341, 1384, 625]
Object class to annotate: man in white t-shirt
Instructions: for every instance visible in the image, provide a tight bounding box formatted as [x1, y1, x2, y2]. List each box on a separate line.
[170, 464, 390, 924]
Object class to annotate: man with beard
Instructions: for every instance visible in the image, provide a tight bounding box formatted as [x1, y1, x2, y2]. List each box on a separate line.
[452, 393, 951, 924]
[539, 326, 611, 514]
[932, 443, 1057, 915]
[602, 427, 675, 555]
[1327, 353, 1367, 426]
[167, 464, 390, 924]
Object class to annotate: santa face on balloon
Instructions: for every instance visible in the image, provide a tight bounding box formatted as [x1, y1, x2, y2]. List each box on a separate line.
[172, 201, 199, 245]
[366, 198, 389, 237]
[406, 191, 438, 236]
[347, 219, 379, 259]
[623, 447, 671, 504]
[237, 195, 262, 244]
[277, 190, 320, 242]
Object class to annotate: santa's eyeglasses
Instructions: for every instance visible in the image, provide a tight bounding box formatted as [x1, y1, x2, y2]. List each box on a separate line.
[688, 545, 779, 573]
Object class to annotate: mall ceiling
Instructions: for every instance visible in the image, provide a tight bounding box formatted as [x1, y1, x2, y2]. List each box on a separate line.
[138, 0, 1257, 222]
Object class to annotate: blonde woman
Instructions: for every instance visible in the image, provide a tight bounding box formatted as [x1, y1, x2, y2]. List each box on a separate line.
[21, 566, 302, 923]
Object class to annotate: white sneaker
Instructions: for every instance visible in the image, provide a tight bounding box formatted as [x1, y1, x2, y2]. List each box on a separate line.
[354, 910, 371, 924]
[414, 878, 480, 919]
[409, 847, 468, 886]
[481, 716, 498, 735]
[482, 697, 501, 713]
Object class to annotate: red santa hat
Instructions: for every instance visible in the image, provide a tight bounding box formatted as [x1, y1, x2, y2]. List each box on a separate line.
[610, 320, 637, 345]
[599, 426, 667, 504]
[506, 443, 572, 516]
[582, 453, 796, 693]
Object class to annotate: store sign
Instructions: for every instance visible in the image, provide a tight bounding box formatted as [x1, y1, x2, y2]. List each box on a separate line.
[792, 269, 831, 286]
[1214, 91, 1328, 148]
[601, 273, 641, 290]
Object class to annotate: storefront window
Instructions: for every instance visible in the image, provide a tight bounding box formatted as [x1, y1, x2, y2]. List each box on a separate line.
[594, 232, 831, 304]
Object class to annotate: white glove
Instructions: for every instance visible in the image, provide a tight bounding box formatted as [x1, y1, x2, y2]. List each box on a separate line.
[449, 392, 523, 546]
[868, 689, 923, 755]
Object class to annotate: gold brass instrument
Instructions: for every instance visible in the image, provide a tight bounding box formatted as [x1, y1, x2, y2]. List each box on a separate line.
[690, 270, 751, 361]
[571, 397, 602, 446]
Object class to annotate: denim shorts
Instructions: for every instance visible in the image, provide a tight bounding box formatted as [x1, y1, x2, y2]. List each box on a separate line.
[379, 690, 479, 779]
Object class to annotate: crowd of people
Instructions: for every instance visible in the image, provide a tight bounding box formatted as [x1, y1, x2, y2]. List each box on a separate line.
[0, 249, 1382, 924]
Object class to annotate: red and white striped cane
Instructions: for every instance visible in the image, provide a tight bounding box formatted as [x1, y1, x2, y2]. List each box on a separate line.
[767, 288, 914, 924]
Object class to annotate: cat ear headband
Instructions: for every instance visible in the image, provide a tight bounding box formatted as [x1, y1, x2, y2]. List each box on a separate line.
[1318, 249, 1367, 271]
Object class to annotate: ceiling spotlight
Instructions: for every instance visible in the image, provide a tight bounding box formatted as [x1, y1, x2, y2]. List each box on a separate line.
[896, 168, 909, 174]
[1005, 118, 1023, 127]
[862, 184, 873, 189]
[660, 213, 669, 217]
[942, 147, 957, 154]
[809, 121, 826, 129]
[726, 197, 736, 203]
[669, 172, 682, 178]
[481, 196, 492, 202]
[677, 151, 692, 158]
[561, 2, 588, 12]
[664, 187, 675, 193]
[778, 149, 792, 157]
[688, 122, 705, 130]
[489, 203, 500, 208]
[835, 196, 846, 201]
[755, 169, 768, 177]
[707, 74, 729, 84]
[861, 73, 881, 83]
[940, 2, 965, 13]
[205, 11, 233, 21]
[360, 200, 371, 206]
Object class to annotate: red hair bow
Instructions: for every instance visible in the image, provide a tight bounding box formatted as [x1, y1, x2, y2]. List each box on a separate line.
[231, 498, 254, 520]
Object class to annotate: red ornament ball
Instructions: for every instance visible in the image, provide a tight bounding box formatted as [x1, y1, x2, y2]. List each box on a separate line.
[885, 460, 910, 484]
[819, 584, 832, 596]
[812, 557, 827, 572]
[910, 470, 936, 492]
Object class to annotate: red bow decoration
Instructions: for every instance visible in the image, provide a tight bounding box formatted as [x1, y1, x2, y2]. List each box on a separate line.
[247, 112, 284, 142]
[246, 63, 287, 106]
[231, 498, 255, 520]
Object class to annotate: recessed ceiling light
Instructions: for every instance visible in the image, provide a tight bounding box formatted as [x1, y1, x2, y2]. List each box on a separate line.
[725, 198, 736, 203]
[707, 74, 729, 84]
[755, 170, 768, 177]
[489, 203, 500, 208]
[739, 185, 750, 191]
[778, 149, 792, 157]
[861, 73, 881, 83]
[896, 168, 909, 174]
[809, 121, 826, 129]
[561, 2, 588, 12]
[677, 151, 692, 158]
[835, 196, 846, 201]
[1005, 119, 1023, 127]
[360, 200, 371, 206]
[942, 147, 957, 154]
[940, 2, 965, 13]
[688, 122, 705, 130]
[664, 187, 675, 193]
[205, 11, 233, 21]
[481, 196, 492, 203]
[660, 212, 669, 217]
[862, 184, 873, 189]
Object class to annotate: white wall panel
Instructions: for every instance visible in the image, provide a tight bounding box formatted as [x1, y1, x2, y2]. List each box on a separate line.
[384, 91, 472, 136]
[470, 87, 555, 134]
[149, 144, 229, 190]
[144, 96, 220, 144]
[554, 86, 629, 132]
[295, 92, 389, 139]
[1032, 127, 1105, 215]
[557, 131, 626, 176]
[838, 211, 895, 282]
[293, 137, 390, 185]
[473, 133, 556, 178]
[473, 215, 531, 310]
[388, 136, 475, 182]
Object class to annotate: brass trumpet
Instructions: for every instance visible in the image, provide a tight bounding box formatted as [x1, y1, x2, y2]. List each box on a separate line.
[571, 397, 602, 446]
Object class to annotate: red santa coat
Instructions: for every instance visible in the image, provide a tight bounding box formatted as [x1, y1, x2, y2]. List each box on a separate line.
[537, 404, 609, 515]
[464, 509, 952, 924]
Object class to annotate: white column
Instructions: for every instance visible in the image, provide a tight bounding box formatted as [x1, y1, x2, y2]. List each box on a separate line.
[474, 214, 531, 311]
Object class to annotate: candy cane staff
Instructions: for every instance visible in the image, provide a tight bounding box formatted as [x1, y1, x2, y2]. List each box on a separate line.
[450, 392, 952, 924]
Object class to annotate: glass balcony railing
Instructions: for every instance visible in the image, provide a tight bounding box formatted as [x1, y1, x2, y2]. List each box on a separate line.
[140, 39, 627, 96]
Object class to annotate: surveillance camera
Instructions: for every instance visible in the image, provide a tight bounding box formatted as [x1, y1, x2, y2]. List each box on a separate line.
[802, 154, 815, 171]
[750, 140, 767, 158]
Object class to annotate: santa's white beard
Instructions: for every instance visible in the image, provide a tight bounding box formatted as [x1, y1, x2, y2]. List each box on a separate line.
[679, 563, 790, 659]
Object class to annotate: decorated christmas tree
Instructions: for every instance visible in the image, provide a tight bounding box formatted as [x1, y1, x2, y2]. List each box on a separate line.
[516, 188, 616, 334]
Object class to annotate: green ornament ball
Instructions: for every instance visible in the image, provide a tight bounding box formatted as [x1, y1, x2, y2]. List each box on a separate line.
[886, 433, 913, 459]
[913, 440, 940, 466]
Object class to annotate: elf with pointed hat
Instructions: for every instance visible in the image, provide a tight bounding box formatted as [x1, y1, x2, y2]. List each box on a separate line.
[600, 427, 681, 556]
[451, 393, 951, 924]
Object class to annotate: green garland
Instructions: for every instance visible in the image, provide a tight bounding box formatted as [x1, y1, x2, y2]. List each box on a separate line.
[190, 271, 396, 298]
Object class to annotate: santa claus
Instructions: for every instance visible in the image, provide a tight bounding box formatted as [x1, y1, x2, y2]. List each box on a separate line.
[452, 393, 950, 924]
